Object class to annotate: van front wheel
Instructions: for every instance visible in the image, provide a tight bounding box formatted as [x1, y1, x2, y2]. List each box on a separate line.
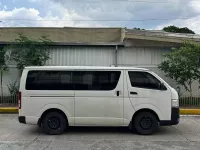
[133, 112, 159, 135]
[42, 111, 67, 135]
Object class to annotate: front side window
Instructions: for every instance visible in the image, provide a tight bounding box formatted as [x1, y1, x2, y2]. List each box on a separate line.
[128, 71, 162, 90]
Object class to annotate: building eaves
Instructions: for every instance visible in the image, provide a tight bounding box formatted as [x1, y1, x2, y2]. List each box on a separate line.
[125, 29, 200, 43]
[0, 27, 123, 44]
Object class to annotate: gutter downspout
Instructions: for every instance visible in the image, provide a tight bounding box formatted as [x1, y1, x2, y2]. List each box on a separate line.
[115, 45, 118, 67]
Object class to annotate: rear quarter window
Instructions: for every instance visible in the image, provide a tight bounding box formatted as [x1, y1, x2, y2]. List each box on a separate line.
[26, 71, 73, 90]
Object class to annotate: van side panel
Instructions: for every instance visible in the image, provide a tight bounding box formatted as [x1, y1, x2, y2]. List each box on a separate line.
[37, 103, 74, 125]
[74, 71, 124, 126]
[19, 96, 75, 125]
[19, 69, 75, 125]
[125, 70, 171, 121]
[123, 69, 136, 125]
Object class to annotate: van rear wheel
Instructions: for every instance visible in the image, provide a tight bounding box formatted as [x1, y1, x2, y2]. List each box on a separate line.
[42, 111, 67, 135]
[133, 112, 159, 135]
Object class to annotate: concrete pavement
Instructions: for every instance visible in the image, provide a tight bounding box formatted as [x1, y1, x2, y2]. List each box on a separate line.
[0, 114, 200, 149]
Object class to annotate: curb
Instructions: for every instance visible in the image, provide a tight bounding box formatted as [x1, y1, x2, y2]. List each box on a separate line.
[0, 108, 200, 115]
[0, 107, 18, 113]
[180, 109, 200, 115]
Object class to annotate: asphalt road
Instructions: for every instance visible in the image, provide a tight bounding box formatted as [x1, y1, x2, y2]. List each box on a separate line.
[0, 115, 200, 150]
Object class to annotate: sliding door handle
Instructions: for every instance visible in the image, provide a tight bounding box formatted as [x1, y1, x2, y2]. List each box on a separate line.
[130, 92, 138, 95]
[116, 91, 120, 96]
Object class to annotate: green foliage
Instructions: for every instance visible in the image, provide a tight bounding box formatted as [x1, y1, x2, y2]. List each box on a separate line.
[7, 80, 19, 96]
[158, 41, 200, 96]
[10, 34, 51, 71]
[163, 25, 195, 34]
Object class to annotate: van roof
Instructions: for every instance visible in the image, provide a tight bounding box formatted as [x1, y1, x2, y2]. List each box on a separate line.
[25, 66, 149, 71]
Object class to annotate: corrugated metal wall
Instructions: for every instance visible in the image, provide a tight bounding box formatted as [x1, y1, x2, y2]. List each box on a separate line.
[117, 47, 178, 91]
[3, 46, 200, 96]
[46, 47, 115, 66]
[118, 47, 200, 97]
[118, 47, 170, 66]
[46, 47, 170, 67]
[45, 46, 180, 92]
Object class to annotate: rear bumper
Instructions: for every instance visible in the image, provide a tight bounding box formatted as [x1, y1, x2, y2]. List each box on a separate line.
[160, 107, 180, 126]
[18, 116, 39, 125]
[18, 116, 26, 124]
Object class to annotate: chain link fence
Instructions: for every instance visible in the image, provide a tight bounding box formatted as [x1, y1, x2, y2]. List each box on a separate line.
[0, 95, 200, 108]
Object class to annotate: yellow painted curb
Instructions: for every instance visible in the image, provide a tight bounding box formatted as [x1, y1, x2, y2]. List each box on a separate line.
[0, 107, 18, 113]
[180, 109, 200, 115]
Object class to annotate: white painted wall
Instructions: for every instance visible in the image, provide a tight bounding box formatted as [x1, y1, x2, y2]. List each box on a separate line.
[1, 66, 20, 96]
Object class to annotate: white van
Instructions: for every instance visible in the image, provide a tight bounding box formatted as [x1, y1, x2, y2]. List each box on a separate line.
[18, 66, 179, 135]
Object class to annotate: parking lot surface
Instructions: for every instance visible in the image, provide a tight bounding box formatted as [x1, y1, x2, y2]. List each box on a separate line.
[0, 114, 200, 150]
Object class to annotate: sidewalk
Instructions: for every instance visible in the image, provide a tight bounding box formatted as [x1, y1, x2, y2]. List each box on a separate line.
[0, 107, 200, 115]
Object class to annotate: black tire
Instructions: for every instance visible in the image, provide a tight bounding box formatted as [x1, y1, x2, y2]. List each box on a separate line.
[133, 112, 159, 135]
[42, 111, 67, 135]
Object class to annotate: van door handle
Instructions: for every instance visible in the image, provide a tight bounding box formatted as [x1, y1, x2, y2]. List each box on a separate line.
[130, 92, 138, 95]
[116, 91, 120, 96]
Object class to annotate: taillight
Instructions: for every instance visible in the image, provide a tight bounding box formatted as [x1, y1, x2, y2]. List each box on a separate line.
[18, 92, 21, 109]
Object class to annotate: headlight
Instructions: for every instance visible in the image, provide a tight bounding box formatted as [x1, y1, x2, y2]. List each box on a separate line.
[172, 99, 179, 108]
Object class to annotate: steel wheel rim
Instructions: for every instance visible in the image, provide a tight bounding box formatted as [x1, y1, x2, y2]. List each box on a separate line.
[140, 116, 152, 130]
[48, 117, 60, 130]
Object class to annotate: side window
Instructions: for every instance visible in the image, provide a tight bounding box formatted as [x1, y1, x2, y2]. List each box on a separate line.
[26, 71, 73, 90]
[26, 70, 121, 91]
[93, 71, 120, 90]
[72, 71, 94, 90]
[128, 71, 162, 90]
[60, 72, 73, 90]
[72, 71, 121, 91]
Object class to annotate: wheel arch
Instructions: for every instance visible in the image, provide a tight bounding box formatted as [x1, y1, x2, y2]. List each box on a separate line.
[132, 108, 160, 123]
[130, 108, 160, 135]
[37, 108, 68, 127]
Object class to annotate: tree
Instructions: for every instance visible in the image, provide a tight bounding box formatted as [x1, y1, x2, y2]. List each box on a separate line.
[133, 27, 145, 30]
[0, 47, 10, 98]
[158, 41, 200, 97]
[163, 25, 195, 34]
[10, 34, 51, 72]
[7, 80, 19, 96]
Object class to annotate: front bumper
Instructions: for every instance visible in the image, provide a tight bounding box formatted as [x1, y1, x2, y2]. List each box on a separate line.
[18, 116, 26, 124]
[160, 107, 180, 126]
